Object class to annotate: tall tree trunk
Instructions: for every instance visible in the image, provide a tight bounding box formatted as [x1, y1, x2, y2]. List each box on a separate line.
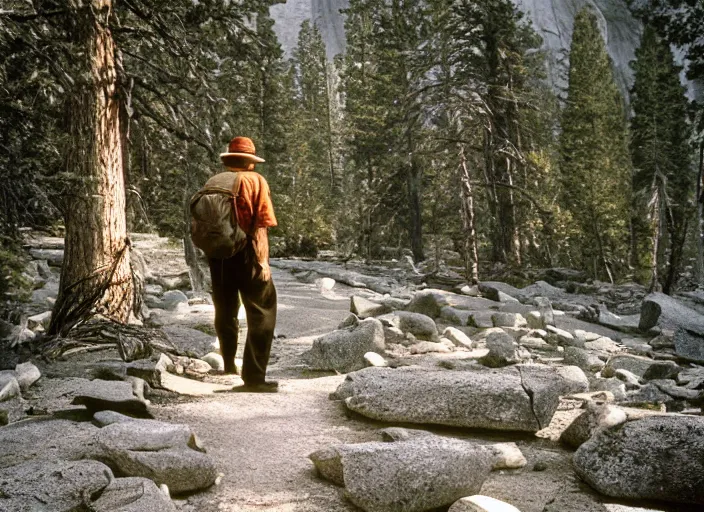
[407, 135, 424, 262]
[647, 179, 662, 293]
[459, 147, 479, 284]
[183, 150, 208, 293]
[697, 142, 704, 287]
[483, 127, 503, 263]
[50, 0, 133, 335]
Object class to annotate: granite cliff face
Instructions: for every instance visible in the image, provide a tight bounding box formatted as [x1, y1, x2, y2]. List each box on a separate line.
[270, 0, 350, 60]
[270, 0, 641, 95]
[515, 0, 641, 96]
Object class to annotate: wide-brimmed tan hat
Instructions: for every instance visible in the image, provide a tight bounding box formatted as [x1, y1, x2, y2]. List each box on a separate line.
[220, 136, 265, 163]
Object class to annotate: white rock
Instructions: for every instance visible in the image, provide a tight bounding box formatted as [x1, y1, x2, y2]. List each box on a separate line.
[319, 277, 336, 291]
[0, 376, 21, 402]
[410, 341, 452, 354]
[201, 352, 225, 372]
[461, 285, 481, 296]
[546, 325, 574, 345]
[443, 327, 474, 348]
[27, 311, 52, 331]
[489, 443, 527, 469]
[449, 495, 522, 512]
[14, 362, 41, 391]
[364, 352, 388, 367]
[440, 338, 456, 349]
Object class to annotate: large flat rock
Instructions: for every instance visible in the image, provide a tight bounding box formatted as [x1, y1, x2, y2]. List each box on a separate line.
[91, 477, 177, 511]
[310, 437, 494, 512]
[640, 292, 704, 332]
[95, 419, 217, 493]
[331, 364, 587, 432]
[0, 459, 112, 511]
[574, 416, 704, 505]
[0, 418, 101, 469]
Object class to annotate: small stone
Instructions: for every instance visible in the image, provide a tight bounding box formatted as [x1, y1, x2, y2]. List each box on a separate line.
[519, 336, 550, 350]
[410, 341, 452, 354]
[379, 427, 431, 442]
[491, 312, 527, 328]
[443, 327, 474, 348]
[449, 495, 522, 512]
[71, 379, 150, 417]
[585, 337, 620, 353]
[440, 306, 472, 326]
[560, 402, 627, 448]
[649, 333, 674, 349]
[602, 355, 656, 379]
[319, 277, 336, 291]
[534, 297, 555, 327]
[394, 311, 439, 340]
[201, 352, 225, 372]
[481, 331, 529, 368]
[489, 442, 527, 469]
[564, 346, 605, 373]
[469, 312, 495, 329]
[674, 327, 704, 363]
[383, 325, 407, 344]
[364, 352, 388, 367]
[27, 311, 52, 331]
[338, 313, 360, 329]
[526, 311, 543, 329]
[590, 378, 627, 401]
[14, 362, 41, 391]
[93, 410, 139, 427]
[461, 285, 480, 296]
[0, 376, 21, 402]
[545, 325, 574, 346]
[533, 461, 548, 471]
[308, 318, 386, 373]
[161, 290, 189, 310]
[642, 361, 681, 381]
[614, 369, 641, 389]
[350, 296, 391, 319]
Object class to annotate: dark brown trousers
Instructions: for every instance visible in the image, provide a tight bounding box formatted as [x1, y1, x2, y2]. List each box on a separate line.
[209, 247, 277, 384]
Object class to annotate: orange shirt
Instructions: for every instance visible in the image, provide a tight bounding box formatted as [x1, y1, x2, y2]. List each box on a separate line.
[233, 171, 277, 232]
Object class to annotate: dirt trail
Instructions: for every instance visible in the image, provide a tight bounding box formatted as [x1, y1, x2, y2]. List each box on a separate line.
[153, 269, 370, 511]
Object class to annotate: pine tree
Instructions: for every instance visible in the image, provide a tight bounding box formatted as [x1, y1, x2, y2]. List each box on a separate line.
[559, 7, 632, 282]
[340, 0, 428, 261]
[280, 20, 338, 254]
[630, 25, 692, 292]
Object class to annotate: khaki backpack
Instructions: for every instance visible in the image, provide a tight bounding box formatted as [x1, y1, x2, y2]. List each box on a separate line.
[189, 172, 251, 259]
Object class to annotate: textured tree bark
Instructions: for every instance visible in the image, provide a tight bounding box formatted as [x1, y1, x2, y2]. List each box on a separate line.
[407, 143, 424, 262]
[50, 0, 133, 335]
[459, 147, 479, 284]
[697, 143, 704, 287]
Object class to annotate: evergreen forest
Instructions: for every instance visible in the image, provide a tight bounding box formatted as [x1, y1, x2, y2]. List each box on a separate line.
[2, 0, 704, 321]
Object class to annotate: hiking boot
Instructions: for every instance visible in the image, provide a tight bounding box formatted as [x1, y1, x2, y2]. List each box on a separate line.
[230, 381, 279, 393]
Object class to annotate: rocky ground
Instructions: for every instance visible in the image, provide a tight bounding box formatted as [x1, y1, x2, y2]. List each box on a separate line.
[2, 233, 704, 511]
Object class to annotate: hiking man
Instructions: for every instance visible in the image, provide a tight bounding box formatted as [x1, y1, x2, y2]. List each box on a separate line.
[191, 136, 279, 392]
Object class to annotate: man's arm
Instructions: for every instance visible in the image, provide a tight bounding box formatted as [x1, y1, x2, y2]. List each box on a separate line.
[252, 226, 271, 281]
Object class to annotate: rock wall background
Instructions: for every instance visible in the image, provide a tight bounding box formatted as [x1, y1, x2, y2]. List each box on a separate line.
[270, 0, 701, 100]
